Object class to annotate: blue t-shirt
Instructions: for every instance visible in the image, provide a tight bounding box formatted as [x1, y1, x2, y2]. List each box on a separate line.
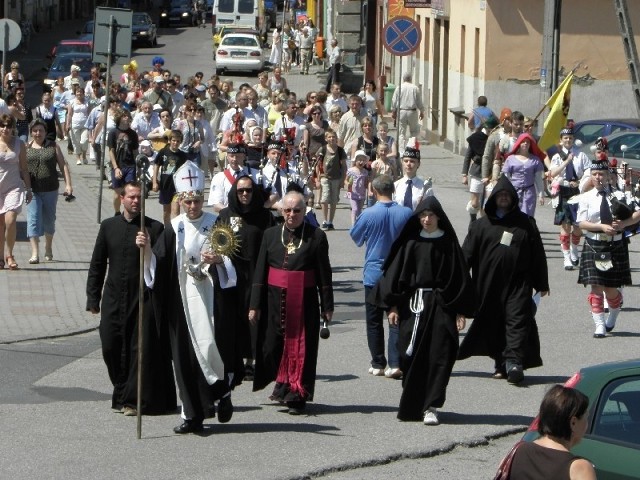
[349, 201, 413, 286]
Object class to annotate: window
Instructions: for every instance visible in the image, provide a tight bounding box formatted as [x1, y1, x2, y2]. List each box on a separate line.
[238, 0, 254, 14]
[591, 377, 640, 447]
[218, 0, 235, 13]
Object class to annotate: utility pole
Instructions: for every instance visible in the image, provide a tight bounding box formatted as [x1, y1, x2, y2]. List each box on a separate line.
[540, 0, 562, 101]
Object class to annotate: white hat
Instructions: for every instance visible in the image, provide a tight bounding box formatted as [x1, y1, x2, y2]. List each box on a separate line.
[70, 78, 80, 85]
[174, 160, 205, 199]
[152, 103, 163, 111]
[71, 65, 81, 72]
[353, 149, 368, 160]
[139, 140, 152, 149]
[195, 84, 206, 92]
[153, 76, 164, 83]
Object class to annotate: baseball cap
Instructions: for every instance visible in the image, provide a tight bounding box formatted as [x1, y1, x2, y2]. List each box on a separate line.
[154, 76, 164, 83]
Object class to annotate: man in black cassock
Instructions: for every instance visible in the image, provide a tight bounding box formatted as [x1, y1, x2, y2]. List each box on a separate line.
[151, 161, 236, 434]
[369, 196, 475, 425]
[87, 182, 176, 416]
[216, 175, 275, 380]
[248, 191, 334, 415]
[458, 175, 549, 384]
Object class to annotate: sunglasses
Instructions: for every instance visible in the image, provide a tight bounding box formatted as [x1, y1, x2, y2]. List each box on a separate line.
[311, 111, 321, 115]
[237, 188, 253, 194]
[0, 123, 10, 128]
[283, 208, 302, 214]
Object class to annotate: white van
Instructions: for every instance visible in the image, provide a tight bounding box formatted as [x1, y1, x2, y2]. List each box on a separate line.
[212, 0, 265, 32]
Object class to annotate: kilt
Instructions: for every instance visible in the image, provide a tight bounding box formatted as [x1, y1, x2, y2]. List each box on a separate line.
[578, 237, 631, 287]
[554, 187, 579, 225]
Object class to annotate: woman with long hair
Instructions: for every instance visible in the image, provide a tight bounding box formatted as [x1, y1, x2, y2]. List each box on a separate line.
[0, 114, 32, 269]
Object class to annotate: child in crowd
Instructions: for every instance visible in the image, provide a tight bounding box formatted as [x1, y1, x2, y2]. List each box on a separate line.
[376, 121, 399, 176]
[346, 150, 369, 225]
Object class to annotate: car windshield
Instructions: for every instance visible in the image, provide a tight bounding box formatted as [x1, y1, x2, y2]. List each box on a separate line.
[222, 36, 258, 47]
[133, 14, 150, 25]
[51, 57, 92, 73]
[57, 44, 92, 55]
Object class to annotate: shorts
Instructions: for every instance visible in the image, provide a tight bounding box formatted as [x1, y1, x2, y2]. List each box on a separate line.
[159, 187, 177, 205]
[468, 176, 484, 194]
[111, 165, 137, 189]
[320, 177, 341, 204]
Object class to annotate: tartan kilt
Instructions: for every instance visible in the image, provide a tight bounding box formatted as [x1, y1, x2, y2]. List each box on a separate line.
[578, 238, 632, 287]
[554, 188, 579, 225]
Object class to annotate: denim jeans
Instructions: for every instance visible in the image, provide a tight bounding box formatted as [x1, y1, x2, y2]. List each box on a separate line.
[364, 285, 400, 369]
[26, 190, 58, 238]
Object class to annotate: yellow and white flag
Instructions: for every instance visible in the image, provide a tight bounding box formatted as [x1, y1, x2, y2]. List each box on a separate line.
[538, 72, 574, 151]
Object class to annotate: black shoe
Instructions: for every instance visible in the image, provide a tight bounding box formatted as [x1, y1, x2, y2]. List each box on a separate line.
[605, 326, 615, 333]
[507, 365, 524, 384]
[244, 364, 255, 381]
[327, 223, 335, 231]
[217, 396, 233, 423]
[173, 420, 203, 434]
[287, 400, 306, 415]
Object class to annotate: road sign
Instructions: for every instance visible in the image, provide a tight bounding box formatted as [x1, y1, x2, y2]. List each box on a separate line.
[0, 19, 22, 52]
[382, 16, 422, 56]
[93, 7, 132, 64]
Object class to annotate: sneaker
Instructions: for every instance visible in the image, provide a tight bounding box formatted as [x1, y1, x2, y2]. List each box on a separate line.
[321, 221, 329, 230]
[123, 406, 137, 416]
[423, 408, 439, 426]
[507, 364, 524, 384]
[327, 223, 335, 231]
[384, 367, 403, 379]
[368, 367, 384, 376]
[76, 160, 82, 165]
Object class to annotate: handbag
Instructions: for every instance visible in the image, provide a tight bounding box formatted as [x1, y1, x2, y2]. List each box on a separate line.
[493, 441, 523, 480]
[287, 39, 296, 50]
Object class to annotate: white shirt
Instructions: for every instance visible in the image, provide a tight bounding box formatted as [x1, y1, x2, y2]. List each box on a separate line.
[393, 175, 434, 211]
[273, 115, 305, 147]
[325, 96, 348, 113]
[550, 146, 590, 184]
[207, 166, 260, 208]
[131, 112, 161, 139]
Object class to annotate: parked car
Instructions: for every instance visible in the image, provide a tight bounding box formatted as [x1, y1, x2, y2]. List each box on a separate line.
[48, 39, 93, 61]
[43, 53, 96, 88]
[520, 359, 640, 479]
[131, 12, 158, 47]
[215, 33, 264, 75]
[573, 118, 640, 154]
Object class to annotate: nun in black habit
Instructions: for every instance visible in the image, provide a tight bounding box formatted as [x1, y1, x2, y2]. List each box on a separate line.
[216, 175, 275, 379]
[369, 196, 475, 425]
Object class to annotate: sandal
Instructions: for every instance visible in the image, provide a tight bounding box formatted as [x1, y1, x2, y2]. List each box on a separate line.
[45, 251, 53, 262]
[29, 256, 40, 264]
[5, 255, 18, 270]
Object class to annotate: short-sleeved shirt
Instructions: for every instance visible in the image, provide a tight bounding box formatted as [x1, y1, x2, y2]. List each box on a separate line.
[107, 127, 139, 167]
[156, 145, 187, 175]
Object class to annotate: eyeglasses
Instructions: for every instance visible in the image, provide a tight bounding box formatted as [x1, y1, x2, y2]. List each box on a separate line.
[237, 188, 253, 194]
[283, 208, 302, 214]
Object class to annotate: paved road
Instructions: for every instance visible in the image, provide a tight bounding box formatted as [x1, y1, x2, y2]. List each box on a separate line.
[1, 22, 639, 480]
